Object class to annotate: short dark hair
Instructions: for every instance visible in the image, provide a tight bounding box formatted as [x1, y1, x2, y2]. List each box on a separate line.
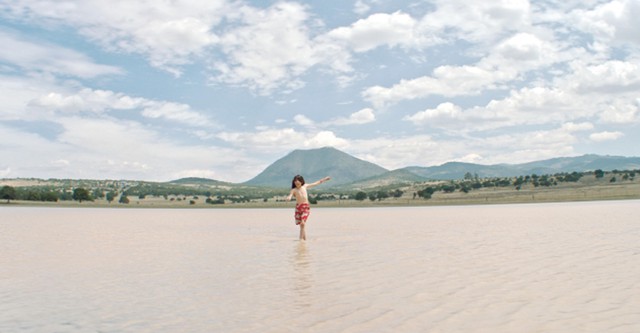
[291, 175, 305, 188]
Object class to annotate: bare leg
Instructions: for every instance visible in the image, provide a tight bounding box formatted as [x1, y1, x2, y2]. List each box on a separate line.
[299, 221, 306, 240]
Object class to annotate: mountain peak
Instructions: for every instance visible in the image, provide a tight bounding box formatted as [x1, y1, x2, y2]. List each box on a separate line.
[244, 147, 388, 187]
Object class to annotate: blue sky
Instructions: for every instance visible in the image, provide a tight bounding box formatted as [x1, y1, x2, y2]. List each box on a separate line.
[1, 0, 639, 183]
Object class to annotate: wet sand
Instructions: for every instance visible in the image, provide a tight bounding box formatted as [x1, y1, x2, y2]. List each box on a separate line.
[1, 200, 639, 332]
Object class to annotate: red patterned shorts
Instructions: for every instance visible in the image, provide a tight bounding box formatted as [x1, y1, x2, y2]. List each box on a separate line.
[295, 203, 310, 225]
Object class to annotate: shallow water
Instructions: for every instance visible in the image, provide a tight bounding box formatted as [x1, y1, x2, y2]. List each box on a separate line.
[1, 201, 639, 332]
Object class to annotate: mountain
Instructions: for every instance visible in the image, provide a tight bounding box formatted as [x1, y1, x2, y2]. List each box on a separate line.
[403, 162, 510, 180]
[169, 177, 232, 186]
[401, 154, 640, 180]
[336, 168, 428, 189]
[243, 147, 388, 187]
[166, 149, 640, 189]
[513, 154, 640, 175]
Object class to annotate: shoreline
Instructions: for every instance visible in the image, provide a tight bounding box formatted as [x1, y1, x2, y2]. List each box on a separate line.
[3, 182, 639, 209]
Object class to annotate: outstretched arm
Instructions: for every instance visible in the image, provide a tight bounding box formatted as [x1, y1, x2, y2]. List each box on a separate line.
[286, 188, 295, 201]
[306, 176, 331, 188]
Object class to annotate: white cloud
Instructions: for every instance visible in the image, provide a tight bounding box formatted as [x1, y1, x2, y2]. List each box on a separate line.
[216, 127, 349, 153]
[1, 1, 354, 92]
[461, 127, 579, 165]
[571, 0, 640, 46]
[326, 108, 376, 126]
[1, 0, 228, 74]
[304, 131, 349, 148]
[599, 101, 639, 124]
[29, 88, 143, 114]
[3, 1, 640, 182]
[561, 122, 594, 132]
[1, 116, 249, 181]
[0, 30, 123, 78]
[353, 0, 371, 16]
[418, 0, 531, 44]
[326, 11, 419, 52]
[404, 102, 462, 126]
[293, 109, 376, 128]
[403, 68, 640, 133]
[0, 124, 69, 177]
[344, 126, 580, 171]
[0, 74, 62, 120]
[26, 87, 214, 127]
[217, 127, 305, 150]
[362, 65, 497, 108]
[566, 60, 640, 94]
[141, 102, 214, 127]
[294, 114, 314, 127]
[589, 131, 624, 142]
[403, 87, 582, 132]
[210, 2, 330, 95]
[362, 28, 571, 109]
[456, 153, 483, 164]
[345, 134, 439, 169]
[344, 128, 576, 170]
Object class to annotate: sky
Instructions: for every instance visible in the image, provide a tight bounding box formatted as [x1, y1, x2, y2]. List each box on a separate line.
[1, 0, 639, 183]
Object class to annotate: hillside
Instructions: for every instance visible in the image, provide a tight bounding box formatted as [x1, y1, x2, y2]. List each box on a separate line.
[401, 155, 640, 180]
[169, 177, 232, 186]
[243, 147, 388, 187]
[335, 168, 428, 190]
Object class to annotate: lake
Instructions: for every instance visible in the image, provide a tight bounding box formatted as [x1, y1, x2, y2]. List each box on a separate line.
[1, 200, 639, 332]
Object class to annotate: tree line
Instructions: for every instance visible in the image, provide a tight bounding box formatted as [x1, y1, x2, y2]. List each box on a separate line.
[414, 169, 636, 199]
[1, 169, 637, 204]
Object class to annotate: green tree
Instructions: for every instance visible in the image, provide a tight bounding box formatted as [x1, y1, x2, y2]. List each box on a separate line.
[1, 185, 17, 203]
[73, 188, 93, 202]
[92, 189, 105, 199]
[376, 190, 389, 201]
[594, 169, 605, 179]
[417, 186, 435, 199]
[514, 176, 524, 187]
[441, 184, 456, 193]
[106, 192, 116, 203]
[355, 191, 367, 201]
[119, 194, 130, 204]
[41, 191, 59, 202]
[25, 191, 41, 201]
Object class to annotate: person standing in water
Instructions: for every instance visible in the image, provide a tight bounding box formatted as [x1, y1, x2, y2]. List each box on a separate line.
[286, 175, 331, 240]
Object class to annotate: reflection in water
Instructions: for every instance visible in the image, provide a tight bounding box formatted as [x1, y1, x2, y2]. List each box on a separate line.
[292, 241, 313, 308]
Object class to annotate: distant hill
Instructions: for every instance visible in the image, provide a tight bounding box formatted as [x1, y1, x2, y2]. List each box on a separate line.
[243, 147, 388, 187]
[512, 154, 640, 175]
[4, 150, 640, 192]
[401, 154, 640, 180]
[169, 177, 231, 186]
[178, 151, 640, 189]
[336, 168, 428, 189]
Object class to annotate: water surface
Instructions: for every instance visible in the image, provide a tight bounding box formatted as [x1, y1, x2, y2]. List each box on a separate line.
[1, 201, 639, 332]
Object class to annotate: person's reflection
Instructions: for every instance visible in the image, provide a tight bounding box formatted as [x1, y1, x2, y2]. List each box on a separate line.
[292, 241, 313, 308]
